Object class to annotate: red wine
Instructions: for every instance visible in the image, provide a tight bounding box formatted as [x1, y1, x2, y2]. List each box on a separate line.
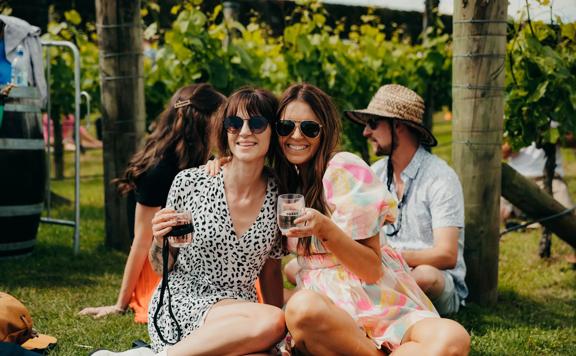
[170, 223, 194, 237]
[278, 211, 301, 232]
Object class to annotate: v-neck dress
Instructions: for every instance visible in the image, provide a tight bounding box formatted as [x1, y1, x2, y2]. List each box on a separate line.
[148, 168, 284, 352]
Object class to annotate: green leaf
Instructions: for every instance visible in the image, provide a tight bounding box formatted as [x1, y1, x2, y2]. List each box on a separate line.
[549, 127, 560, 144]
[64, 10, 81, 25]
[527, 81, 548, 103]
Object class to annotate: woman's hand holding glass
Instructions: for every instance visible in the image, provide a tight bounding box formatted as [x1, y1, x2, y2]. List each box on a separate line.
[277, 194, 306, 234]
[152, 207, 194, 248]
[283, 207, 328, 239]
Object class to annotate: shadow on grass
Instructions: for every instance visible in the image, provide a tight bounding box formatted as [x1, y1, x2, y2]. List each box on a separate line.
[454, 287, 576, 334]
[0, 244, 127, 289]
[0, 204, 128, 289]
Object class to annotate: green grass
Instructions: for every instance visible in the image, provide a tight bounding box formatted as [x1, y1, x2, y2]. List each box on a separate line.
[1, 124, 575, 355]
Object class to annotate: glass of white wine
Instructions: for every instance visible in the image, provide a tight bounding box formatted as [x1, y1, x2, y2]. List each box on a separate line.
[277, 194, 305, 234]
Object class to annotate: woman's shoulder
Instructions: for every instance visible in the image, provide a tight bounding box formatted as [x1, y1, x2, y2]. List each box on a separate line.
[325, 151, 376, 183]
[328, 151, 370, 168]
[172, 166, 214, 186]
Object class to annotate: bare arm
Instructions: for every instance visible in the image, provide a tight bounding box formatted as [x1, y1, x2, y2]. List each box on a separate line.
[401, 226, 459, 269]
[79, 204, 159, 318]
[258, 258, 284, 308]
[115, 204, 159, 306]
[287, 209, 383, 284]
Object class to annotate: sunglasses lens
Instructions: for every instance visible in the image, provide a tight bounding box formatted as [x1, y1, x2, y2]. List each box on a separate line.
[276, 120, 295, 136]
[366, 118, 375, 130]
[249, 116, 269, 134]
[224, 116, 243, 133]
[300, 121, 321, 138]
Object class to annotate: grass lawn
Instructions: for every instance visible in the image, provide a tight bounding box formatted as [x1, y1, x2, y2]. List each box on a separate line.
[1, 120, 575, 355]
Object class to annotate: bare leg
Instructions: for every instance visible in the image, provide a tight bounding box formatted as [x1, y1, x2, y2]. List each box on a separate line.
[410, 265, 445, 299]
[283, 287, 297, 304]
[283, 258, 300, 285]
[167, 299, 285, 356]
[285, 290, 383, 356]
[393, 318, 470, 356]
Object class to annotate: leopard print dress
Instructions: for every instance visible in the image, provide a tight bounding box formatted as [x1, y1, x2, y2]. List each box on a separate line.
[148, 168, 284, 352]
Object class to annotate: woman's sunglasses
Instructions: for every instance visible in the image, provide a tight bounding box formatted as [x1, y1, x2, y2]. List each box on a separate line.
[276, 120, 322, 138]
[224, 115, 269, 134]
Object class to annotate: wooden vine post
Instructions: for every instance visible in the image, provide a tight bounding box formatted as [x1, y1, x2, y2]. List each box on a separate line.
[452, 0, 507, 304]
[96, 0, 146, 250]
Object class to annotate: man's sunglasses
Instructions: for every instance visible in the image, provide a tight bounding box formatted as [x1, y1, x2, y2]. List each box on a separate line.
[224, 115, 269, 134]
[366, 116, 398, 130]
[276, 120, 322, 138]
[366, 117, 384, 130]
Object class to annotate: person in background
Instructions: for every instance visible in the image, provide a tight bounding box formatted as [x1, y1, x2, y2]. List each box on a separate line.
[0, 22, 12, 85]
[79, 83, 225, 323]
[0, 15, 46, 103]
[501, 139, 576, 265]
[341, 84, 468, 317]
[500, 140, 573, 225]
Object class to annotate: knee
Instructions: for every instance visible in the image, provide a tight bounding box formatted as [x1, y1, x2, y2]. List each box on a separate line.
[249, 306, 286, 348]
[284, 258, 300, 285]
[431, 320, 471, 356]
[411, 265, 441, 292]
[285, 290, 330, 334]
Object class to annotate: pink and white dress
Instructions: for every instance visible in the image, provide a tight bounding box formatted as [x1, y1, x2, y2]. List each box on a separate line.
[288, 152, 439, 352]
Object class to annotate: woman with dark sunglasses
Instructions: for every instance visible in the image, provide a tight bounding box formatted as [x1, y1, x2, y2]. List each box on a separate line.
[275, 83, 470, 355]
[142, 87, 287, 356]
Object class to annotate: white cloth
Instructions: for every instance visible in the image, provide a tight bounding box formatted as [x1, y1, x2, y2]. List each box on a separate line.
[0, 15, 47, 105]
[507, 142, 564, 178]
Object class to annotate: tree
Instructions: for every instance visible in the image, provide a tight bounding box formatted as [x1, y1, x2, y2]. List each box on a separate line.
[505, 18, 576, 258]
[96, 0, 146, 250]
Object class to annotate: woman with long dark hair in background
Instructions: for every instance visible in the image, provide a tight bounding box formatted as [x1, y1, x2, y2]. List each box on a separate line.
[79, 83, 225, 323]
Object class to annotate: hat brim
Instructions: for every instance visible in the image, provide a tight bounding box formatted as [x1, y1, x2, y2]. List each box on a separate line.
[21, 333, 57, 351]
[344, 110, 438, 147]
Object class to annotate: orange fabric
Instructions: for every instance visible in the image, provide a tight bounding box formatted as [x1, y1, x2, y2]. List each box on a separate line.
[128, 261, 261, 323]
[128, 258, 161, 324]
[255, 279, 263, 303]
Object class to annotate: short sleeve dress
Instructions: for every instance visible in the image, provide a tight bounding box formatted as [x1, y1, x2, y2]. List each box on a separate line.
[148, 168, 285, 352]
[289, 152, 439, 352]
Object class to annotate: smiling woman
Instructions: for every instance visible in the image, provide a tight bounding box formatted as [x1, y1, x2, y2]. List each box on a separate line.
[138, 87, 288, 356]
[275, 83, 470, 355]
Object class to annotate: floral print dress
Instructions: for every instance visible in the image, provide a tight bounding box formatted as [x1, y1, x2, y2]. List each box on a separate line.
[288, 152, 439, 351]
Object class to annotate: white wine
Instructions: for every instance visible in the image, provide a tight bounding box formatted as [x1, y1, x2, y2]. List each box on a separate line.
[278, 210, 301, 233]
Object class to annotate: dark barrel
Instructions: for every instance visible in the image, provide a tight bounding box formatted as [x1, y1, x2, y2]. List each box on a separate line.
[0, 86, 46, 259]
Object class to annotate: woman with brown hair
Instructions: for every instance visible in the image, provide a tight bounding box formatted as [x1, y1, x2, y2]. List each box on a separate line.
[79, 83, 225, 323]
[275, 83, 470, 355]
[140, 86, 286, 356]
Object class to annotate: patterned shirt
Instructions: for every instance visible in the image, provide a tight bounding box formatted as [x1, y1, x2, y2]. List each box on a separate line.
[372, 146, 468, 302]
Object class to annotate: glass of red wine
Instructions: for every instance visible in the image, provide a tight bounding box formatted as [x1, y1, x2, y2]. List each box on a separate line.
[168, 211, 194, 248]
[277, 194, 305, 235]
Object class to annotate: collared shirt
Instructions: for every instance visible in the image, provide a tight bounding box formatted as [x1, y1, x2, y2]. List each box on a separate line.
[372, 146, 468, 302]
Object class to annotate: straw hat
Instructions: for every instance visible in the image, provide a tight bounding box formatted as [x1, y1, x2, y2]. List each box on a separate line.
[345, 84, 437, 147]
